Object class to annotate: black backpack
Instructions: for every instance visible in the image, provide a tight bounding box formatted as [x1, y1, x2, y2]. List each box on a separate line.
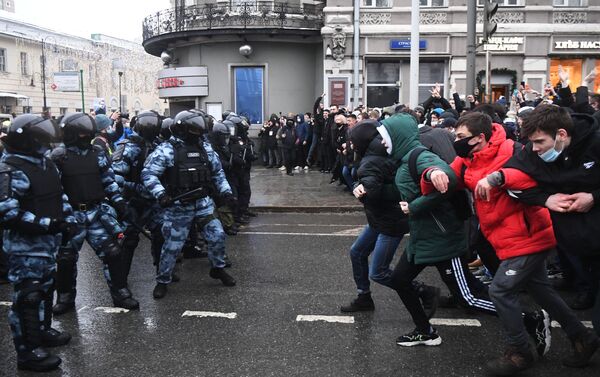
[408, 147, 472, 221]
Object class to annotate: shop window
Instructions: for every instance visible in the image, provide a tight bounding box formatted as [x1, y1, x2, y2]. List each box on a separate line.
[477, 0, 523, 6]
[0, 48, 6, 72]
[420, 0, 447, 7]
[366, 61, 400, 108]
[361, 0, 392, 8]
[553, 0, 584, 6]
[594, 61, 600, 95]
[233, 66, 264, 125]
[22, 106, 31, 114]
[549, 59, 582, 92]
[418, 61, 446, 103]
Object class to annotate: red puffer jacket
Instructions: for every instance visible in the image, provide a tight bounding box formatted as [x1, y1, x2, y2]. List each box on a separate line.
[450, 124, 556, 260]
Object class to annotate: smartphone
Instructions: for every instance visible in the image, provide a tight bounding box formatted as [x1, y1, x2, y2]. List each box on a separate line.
[521, 81, 526, 87]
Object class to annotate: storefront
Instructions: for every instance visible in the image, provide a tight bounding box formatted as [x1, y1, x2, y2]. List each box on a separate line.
[550, 36, 600, 93]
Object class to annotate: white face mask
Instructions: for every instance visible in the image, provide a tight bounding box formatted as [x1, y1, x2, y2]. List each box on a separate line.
[431, 120, 438, 127]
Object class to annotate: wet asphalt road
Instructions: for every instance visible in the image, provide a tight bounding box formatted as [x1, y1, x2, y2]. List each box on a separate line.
[0, 212, 598, 377]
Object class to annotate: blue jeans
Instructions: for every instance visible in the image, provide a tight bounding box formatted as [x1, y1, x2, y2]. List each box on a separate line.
[342, 165, 356, 190]
[350, 225, 402, 294]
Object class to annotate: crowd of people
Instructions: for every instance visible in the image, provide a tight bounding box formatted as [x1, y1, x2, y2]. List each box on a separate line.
[1, 64, 600, 374]
[0, 105, 258, 372]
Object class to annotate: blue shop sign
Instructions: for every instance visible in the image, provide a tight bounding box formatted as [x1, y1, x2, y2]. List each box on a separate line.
[390, 40, 427, 50]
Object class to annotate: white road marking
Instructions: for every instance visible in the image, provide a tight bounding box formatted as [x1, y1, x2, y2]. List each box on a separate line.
[94, 307, 130, 314]
[77, 305, 89, 313]
[296, 315, 355, 324]
[0, 301, 12, 307]
[182, 311, 237, 319]
[332, 227, 364, 236]
[430, 318, 482, 327]
[551, 320, 593, 328]
[244, 223, 361, 228]
[236, 231, 358, 237]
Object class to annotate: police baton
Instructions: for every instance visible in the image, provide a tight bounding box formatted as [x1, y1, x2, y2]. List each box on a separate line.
[170, 187, 205, 203]
[105, 212, 152, 241]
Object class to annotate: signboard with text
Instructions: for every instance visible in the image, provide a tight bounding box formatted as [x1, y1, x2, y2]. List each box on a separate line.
[53, 72, 80, 92]
[329, 79, 347, 107]
[390, 40, 427, 50]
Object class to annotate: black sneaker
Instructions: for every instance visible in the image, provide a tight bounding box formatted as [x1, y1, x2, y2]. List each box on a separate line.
[41, 328, 72, 347]
[523, 309, 551, 357]
[567, 292, 594, 311]
[153, 283, 168, 299]
[562, 329, 600, 368]
[340, 293, 375, 313]
[486, 346, 535, 376]
[209, 268, 236, 286]
[417, 284, 441, 319]
[396, 328, 442, 347]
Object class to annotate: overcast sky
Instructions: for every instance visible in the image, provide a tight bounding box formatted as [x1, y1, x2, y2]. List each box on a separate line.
[12, 0, 171, 43]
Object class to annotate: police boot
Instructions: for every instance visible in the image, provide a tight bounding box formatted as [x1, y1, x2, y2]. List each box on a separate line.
[120, 230, 140, 279]
[209, 268, 236, 287]
[15, 281, 62, 372]
[110, 287, 139, 310]
[41, 290, 71, 347]
[105, 245, 140, 311]
[53, 247, 77, 315]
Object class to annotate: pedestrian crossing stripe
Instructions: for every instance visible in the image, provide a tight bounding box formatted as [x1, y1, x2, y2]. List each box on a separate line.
[296, 315, 355, 324]
[182, 311, 237, 319]
[430, 318, 482, 327]
[0, 301, 11, 307]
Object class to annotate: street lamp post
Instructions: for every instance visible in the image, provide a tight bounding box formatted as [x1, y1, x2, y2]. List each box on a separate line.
[41, 39, 48, 115]
[118, 71, 123, 111]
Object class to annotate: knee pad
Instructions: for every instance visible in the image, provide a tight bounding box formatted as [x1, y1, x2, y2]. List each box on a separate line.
[101, 237, 122, 262]
[57, 247, 77, 265]
[15, 279, 45, 309]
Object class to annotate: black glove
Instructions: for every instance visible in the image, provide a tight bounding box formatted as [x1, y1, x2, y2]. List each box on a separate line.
[221, 194, 237, 209]
[159, 194, 172, 208]
[113, 201, 133, 221]
[60, 222, 78, 244]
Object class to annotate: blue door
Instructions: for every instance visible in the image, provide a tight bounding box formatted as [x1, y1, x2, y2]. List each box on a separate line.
[234, 67, 263, 125]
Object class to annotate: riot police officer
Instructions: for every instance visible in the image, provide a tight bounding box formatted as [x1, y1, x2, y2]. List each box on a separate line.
[112, 110, 164, 277]
[226, 114, 256, 224]
[0, 114, 76, 371]
[208, 121, 238, 235]
[142, 110, 237, 299]
[51, 113, 139, 315]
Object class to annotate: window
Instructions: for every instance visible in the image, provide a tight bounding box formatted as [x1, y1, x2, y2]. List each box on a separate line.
[75, 108, 82, 113]
[59, 58, 78, 72]
[60, 107, 68, 115]
[233, 66, 264, 124]
[420, 0, 446, 7]
[22, 106, 32, 114]
[366, 61, 400, 108]
[477, 0, 522, 6]
[361, 0, 392, 8]
[0, 48, 6, 72]
[418, 62, 446, 103]
[553, 0, 584, 6]
[20, 52, 29, 76]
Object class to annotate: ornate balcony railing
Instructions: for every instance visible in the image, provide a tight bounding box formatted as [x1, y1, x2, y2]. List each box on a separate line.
[142, 2, 325, 42]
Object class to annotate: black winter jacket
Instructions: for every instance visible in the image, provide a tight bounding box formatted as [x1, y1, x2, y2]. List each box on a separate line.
[356, 136, 409, 237]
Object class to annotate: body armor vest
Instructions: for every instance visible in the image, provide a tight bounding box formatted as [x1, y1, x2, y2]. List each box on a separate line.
[162, 141, 211, 202]
[60, 149, 105, 207]
[5, 157, 63, 219]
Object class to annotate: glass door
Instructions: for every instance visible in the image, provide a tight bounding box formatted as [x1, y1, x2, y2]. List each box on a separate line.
[234, 66, 264, 125]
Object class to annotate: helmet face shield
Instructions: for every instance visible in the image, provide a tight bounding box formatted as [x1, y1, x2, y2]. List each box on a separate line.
[134, 111, 161, 141]
[29, 118, 59, 145]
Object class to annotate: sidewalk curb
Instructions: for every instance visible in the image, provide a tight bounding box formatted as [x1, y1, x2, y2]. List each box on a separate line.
[249, 206, 363, 213]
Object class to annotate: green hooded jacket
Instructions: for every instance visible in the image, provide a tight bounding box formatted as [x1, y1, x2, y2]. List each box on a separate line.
[381, 113, 467, 264]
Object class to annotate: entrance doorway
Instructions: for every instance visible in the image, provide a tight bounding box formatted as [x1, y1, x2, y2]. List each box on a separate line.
[491, 85, 509, 103]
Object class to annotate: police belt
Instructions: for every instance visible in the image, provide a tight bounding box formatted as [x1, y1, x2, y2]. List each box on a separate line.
[72, 200, 102, 212]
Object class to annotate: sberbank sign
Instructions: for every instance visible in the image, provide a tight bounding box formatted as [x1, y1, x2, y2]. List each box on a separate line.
[555, 40, 600, 49]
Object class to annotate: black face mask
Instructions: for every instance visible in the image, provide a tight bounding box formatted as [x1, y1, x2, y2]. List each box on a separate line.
[453, 136, 477, 158]
[76, 136, 93, 150]
[185, 134, 201, 145]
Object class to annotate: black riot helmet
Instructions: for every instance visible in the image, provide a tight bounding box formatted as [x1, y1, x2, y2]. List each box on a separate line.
[60, 112, 96, 149]
[222, 110, 234, 120]
[222, 120, 236, 137]
[190, 109, 214, 132]
[160, 117, 173, 140]
[226, 114, 249, 137]
[172, 110, 207, 143]
[133, 110, 162, 142]
[210, 121, 231, 147]
[1, 114, 58, 156]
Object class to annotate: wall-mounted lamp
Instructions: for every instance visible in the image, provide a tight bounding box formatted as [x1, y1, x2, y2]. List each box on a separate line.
[325, 44, 332, 58]
[239, 44, 253, 58]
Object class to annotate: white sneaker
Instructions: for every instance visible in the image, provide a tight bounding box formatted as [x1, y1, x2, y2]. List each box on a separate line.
[303, 166, 309, 170]
[294, 166, 301, 171]
[278, 166, 286, 171]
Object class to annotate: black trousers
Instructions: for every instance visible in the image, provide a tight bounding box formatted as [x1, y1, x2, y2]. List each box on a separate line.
[282, 148, 295, 174]
[0, 234, 7, 278]
[391, 251, 495, 332]
[237, 168, 251, 214]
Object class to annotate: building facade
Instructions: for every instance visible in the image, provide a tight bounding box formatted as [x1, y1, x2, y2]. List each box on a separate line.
[142, 0, 600, 119]
[0, 14, 166, 118]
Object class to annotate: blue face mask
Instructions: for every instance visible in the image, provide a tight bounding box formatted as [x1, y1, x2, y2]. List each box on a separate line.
[539, 138, 562, 163]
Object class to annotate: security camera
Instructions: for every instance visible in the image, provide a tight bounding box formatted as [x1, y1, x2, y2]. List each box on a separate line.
[160, 51, 172, 65]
